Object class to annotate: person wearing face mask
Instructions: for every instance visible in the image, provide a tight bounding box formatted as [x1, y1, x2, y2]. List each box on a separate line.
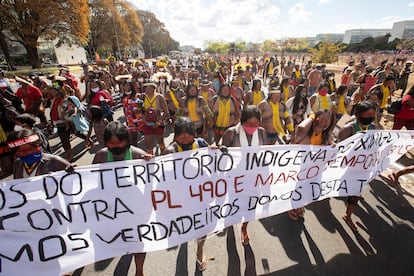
[14, 113, 51, 153]
[336, 100, 378, 232]
[162, 117, 212, 271]
[211, 83, 240, 145]
[258, 87, 294, 144]
[310, 81, 333, 113]
[244, 79, 265, 107]
[288, 109, 336, 220]
[325, 72, 337, 94]
[7, 129, 72, 178]
[286, 84, 312, 128]
[89, 79, 114, 122]
[164, 79, 185, 125]
[221, 105, 269, 246]
[154, 71, 172, 96]
[119, 80, 144, 147]
[330, 85, 350, 121]
[92, 121, 152, 276]
[177, 83, 213, 140]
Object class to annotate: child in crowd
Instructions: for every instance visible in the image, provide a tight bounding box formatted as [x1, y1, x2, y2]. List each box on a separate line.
[86, 105, 108, 148]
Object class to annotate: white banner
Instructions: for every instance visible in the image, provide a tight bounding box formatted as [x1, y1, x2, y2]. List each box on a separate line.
[0, 130, 413, 275]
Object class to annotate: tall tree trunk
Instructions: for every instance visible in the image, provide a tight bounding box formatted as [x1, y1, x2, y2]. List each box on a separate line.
[0, 32, 16, 71]
[24, 42, 41, 69]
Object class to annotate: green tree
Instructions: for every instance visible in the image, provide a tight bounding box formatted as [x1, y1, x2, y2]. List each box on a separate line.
[1, 0, 89, 68]
[203, 40, 229, 54]
[234, 39, 247, 53]
[137, 10, 179, 58]
[87, 0, 144, 60]
[0, 17, 16, 70]
[311, 41, 343, 63]
[396, 38, 414, 51]
[261, 39, 277, 52]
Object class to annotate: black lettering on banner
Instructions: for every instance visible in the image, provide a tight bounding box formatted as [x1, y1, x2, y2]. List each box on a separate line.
[114, 166, 133, 188]
[39, 235, 66, 262]
[137, 224, 152, 241]
[0, 212, 19, 230]
[113, 197, 134, 217]
[90, 168, 112, 189]
[92, 200, 112, 220]
[168, 220, 182, 236]
[357, 179, 367, 193]
[132, 164, 147, 184]
[52, 206, 75, 225]
[310, 179, 348, 200]
[0, 185, 26, 211]
[91, 198, 134, 221]
[247, 187, 302, 210]
[68, 233, 89, 251]
[200, 154, 214, 175]
[217, 151, 233, 171]
[0, 243, 33, 262]
[95, 231, 122, 244]
[151, 222, 168, 241]
[182, 156, 200, 179]
[9, 185, 27, 209]
[43, 175, 59, 199]
[61, 172, 83, 196]
[175, 215, 193, 234]
[146, 162, 161, 183]
[97, 228, 138, 243]
[193, 212, 204, 230]
[160, 158, 182, 181]
[0, 188, 4, 210]
[28, 209, 53, 230]
[119, 228, 136, 242]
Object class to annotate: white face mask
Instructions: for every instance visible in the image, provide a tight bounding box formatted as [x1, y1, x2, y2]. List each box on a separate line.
[160, 79, 166, 83]
[138, 78, 144, 82]
[329, 77, 334, 80]
[138, 66, 143, 70]
[14, 125, 25, 131]
[91, 87, 100, 93]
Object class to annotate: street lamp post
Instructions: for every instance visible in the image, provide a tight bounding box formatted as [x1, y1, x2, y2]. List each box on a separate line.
[147, 18, 153, 58]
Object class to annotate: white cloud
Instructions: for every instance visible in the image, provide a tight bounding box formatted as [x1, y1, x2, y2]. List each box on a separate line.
[128, 0, 414, 48]
[130, 0, 282, 47]
[409, 2, 414, 8]
[288, 3, 312, 23]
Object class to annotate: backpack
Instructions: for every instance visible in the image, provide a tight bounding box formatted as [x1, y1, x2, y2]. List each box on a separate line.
[144, 106, 158, 125]
[387, 98, 403, 114]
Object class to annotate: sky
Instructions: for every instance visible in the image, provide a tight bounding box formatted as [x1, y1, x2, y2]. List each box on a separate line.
[128, 0, 414, 48]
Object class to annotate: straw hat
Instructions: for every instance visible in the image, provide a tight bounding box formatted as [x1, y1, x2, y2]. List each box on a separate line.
[15, 76, 32, 85]
[114, 74, 132, 81]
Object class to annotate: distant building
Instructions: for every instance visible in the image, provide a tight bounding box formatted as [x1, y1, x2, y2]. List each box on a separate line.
[307, 37, 317, 47]
[389, 20, 414, 42]
[315, 33, 344, 44]
[343, 29, 392, 44]
[179, 45, 195, 56]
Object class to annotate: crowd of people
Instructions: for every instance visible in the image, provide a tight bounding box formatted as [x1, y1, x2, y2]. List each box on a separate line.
[1, 52, 413, 274]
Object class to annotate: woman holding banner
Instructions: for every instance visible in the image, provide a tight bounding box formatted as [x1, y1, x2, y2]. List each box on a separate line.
[221, 105, 269, 246]
[92, 121, 153, 276]
[288, 109, 336, 220]
[162, 117, 211, 272]
[7, 129, 73, 178]
[336, 100, 379, 232]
